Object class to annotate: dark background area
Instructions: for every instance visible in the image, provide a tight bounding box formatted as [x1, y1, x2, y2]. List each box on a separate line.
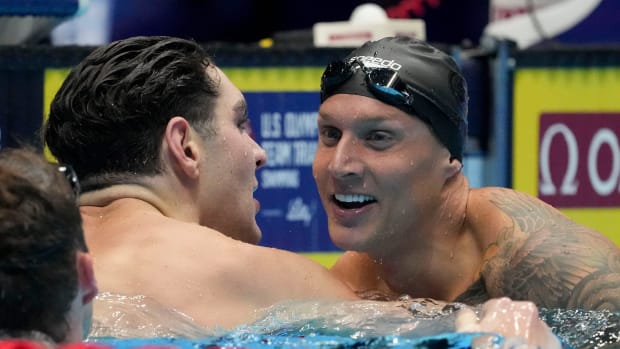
[109, 0, 490, 47]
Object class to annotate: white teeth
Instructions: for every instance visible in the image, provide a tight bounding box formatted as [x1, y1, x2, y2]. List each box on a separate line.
[334, 194, 375, 203]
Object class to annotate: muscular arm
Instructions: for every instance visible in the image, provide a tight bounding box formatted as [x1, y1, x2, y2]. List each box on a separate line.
[481, 188, 620, 311]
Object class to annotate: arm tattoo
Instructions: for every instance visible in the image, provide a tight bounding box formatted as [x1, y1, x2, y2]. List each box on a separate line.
[482, 188, 620, 311]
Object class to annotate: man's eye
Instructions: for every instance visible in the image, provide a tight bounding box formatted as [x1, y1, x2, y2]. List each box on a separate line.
[365, 131, 396, 150]
[319, 127, 341, 145]
[367, 131, 391, 142]
[238, 117, 250, 132]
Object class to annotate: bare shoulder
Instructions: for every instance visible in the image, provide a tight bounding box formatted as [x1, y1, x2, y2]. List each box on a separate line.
[330, 252, 392, 298]
[471, 187, 620, 310]
[234, 242, 357, 298]
[165, 225, 357, 327]
[84, 205, 355, 329]
[331, 251, 376, 275]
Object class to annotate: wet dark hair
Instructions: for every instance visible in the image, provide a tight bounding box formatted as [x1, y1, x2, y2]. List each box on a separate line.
[43, 36, 220, 191]
[0, 147, 86, 343]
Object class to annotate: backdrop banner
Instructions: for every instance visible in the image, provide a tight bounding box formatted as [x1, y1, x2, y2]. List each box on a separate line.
[513, 49, 620, 245]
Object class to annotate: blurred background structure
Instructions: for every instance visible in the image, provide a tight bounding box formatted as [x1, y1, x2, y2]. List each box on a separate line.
[48, 0, 489, 47]
[1, 0, 619, 260]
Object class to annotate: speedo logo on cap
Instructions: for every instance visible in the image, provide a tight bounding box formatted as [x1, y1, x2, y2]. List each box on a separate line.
[349, 55, 402, 71]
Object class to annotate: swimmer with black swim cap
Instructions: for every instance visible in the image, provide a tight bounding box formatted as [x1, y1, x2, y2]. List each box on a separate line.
[320, 36, 468, 161]
[315, 35, 620, 314]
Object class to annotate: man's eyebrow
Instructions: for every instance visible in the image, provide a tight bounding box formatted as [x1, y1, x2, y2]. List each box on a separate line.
[233, 99, 248, 116]
[319, 112, 392, 124]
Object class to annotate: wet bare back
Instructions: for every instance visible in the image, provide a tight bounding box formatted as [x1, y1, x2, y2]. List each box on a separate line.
[81, 197, 356, 330]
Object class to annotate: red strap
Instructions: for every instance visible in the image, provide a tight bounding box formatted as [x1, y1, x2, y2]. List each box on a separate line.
[0, 340, 48, 349]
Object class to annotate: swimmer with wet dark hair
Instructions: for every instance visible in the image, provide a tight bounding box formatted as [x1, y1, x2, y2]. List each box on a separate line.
[315, 36, 620, 311]
[42, 35, 358, 331]
[0, 147, 97, 343]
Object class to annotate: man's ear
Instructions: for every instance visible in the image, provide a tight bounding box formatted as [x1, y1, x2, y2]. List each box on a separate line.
[164, 116, 201, 179]
[76, 252, 97, 305]
[445, 156, 463, 179]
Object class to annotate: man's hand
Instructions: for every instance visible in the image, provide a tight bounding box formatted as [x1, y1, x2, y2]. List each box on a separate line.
[455, 297, 562, 349]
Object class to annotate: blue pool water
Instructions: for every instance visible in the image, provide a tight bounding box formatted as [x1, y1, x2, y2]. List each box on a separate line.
[93, 333, 510, 349]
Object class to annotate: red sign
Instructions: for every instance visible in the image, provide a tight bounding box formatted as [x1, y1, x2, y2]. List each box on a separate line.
[538, 112, 620, 207]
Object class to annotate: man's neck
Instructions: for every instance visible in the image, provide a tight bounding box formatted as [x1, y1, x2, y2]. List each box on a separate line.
[372, 173, 478, 300]
[79, 179, 198, 224]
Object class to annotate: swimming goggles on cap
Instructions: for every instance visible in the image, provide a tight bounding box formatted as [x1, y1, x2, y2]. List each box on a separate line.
[320, 58, 425, 121]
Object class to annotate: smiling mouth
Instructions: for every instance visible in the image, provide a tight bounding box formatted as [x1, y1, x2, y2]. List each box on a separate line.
[333, 194, 377, 209]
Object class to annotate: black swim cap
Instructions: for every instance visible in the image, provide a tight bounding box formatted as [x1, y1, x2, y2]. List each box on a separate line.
[320, 36, 468, 161]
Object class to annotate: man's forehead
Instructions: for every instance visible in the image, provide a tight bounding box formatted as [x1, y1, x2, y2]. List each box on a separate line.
[319, 96, 409, 123]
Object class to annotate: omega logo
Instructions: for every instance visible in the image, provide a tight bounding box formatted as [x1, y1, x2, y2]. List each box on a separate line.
[539, 123, 620, 197]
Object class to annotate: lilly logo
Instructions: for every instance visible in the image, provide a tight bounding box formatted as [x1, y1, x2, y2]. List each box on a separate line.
[286, 197, 313, 227]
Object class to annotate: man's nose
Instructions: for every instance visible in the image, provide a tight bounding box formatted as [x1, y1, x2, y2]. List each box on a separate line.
[328, 136, 363, 178]
[253, 139, 267, 168]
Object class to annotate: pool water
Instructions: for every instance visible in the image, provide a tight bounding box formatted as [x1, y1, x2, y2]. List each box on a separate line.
[540, 308, 619, 349]
[88, 294, 619, 349]
[92, 333, 509, 349]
